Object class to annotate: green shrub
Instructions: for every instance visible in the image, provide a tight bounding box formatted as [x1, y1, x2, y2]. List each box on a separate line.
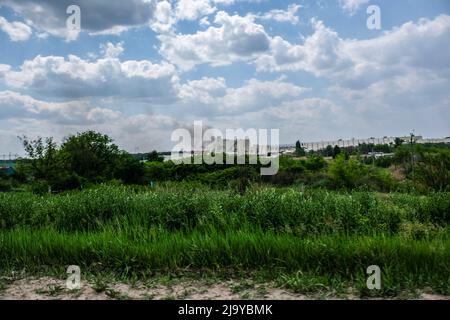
[1, 185, 449, 236]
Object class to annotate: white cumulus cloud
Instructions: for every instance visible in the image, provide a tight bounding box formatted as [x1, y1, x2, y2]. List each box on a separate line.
[0, 45, 179, 103]
[254, 4, 301, 25]
[0, 16, 32, 41]
[339, 0, 369, 16]
[159, 11, 271, 70]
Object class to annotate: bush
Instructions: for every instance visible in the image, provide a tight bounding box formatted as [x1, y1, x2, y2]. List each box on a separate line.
[414, 149, 450, 191]
[328, 155, 366, 189]
[399, 221, 440, 240]
[328, 155, 396, 191]
[305, 155, 326, 171]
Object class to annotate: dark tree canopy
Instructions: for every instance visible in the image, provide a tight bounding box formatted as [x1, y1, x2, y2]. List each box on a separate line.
[147, 150, 164, 162]
[60, 131, 121, 182]
[333, 145, 341, 158]
[17, 131, 144, 192]
[295, 140, 306, 157]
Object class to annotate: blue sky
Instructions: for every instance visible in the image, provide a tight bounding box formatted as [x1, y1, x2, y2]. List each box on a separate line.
[0, 0, 449, 154]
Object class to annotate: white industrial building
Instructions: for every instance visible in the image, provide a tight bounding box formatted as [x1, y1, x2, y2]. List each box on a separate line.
[287, 136, 450, 152]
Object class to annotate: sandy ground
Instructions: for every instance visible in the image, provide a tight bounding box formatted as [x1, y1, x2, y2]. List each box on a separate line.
[0, 277, 449, 300]
[0, 277, 304, 300]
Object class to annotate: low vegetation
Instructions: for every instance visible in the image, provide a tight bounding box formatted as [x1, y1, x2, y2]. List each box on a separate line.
[1, 131, 449, 298]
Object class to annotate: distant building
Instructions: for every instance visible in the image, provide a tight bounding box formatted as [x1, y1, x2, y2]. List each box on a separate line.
[416, 137, 450, 144]
[286, 135, 450, 152]
[204, 138, 273, 155]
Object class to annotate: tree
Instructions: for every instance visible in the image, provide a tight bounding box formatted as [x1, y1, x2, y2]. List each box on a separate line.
[295, 140, 306, 157]
[325, 145, 334, 157]
[394, 137, 404, 148]
[60, 131, 121, 183]
[60, 131, 146, 186]
[17, 131, 148, 192]
[333, 145, 341, 158]
[147, 150, 164, 162]
[16, 136, 73, 192]
[115, 152, 146, 185]
[18, 136, 60, 182]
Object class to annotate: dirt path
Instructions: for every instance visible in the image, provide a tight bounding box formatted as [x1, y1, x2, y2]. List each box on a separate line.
[0, 277, 448, 300]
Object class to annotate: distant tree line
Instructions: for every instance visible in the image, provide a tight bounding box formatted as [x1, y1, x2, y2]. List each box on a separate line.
[0, 131, 448, 193]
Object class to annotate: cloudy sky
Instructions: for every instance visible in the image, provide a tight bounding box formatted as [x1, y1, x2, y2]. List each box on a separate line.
[0, 0, 449, 155]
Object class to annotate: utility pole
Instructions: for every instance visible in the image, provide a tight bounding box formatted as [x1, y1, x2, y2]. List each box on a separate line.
[410, 130, 415, 182]
[370, 137, 375, 166]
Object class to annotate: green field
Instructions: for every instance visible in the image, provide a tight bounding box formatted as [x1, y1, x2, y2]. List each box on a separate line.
[1, 132, 449, 298]
[1, 184, 449, 297]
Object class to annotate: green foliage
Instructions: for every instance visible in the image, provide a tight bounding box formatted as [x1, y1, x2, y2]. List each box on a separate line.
[60, 131, 121, 183]
[328, 154, 395, 191]
[144, 161, 173, 181]
[2, 132, 450, 297]
[332, 145, 341, 158]
[315, 143, 395, 158]
[395, 138, 404, 147]
[115, 153, 146, 185]
[295, 140, 306, 157]
[0, 184, 449, 295]
[16, 136, 63, 185]
[0, 169, 20, 192]
[16, 131, 145, 192]
[1, 185, 449, 235]
[147, 150, 164, 162]
[8, 132, 450, 193]
[0, 221, 449, 295]
[414, 148, 450, 191]
[304, 155, 326, 171]
[372, 156, 394, 168]
[324, 145, 334, 157]
[328, 155, 365, 189]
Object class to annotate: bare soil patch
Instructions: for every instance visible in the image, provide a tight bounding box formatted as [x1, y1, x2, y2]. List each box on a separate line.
[0, 277, 448, 300]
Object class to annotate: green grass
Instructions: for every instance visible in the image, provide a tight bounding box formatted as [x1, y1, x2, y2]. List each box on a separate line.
[0, 185, 449, 234]
[0, 185, 449, 296]
[0, 228, 449, 295]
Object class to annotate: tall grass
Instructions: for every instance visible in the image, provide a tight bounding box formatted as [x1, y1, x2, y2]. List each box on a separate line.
[0, 185, 449, 234]
[0, 185, 449, 294]
[0, 228, 449, 294]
